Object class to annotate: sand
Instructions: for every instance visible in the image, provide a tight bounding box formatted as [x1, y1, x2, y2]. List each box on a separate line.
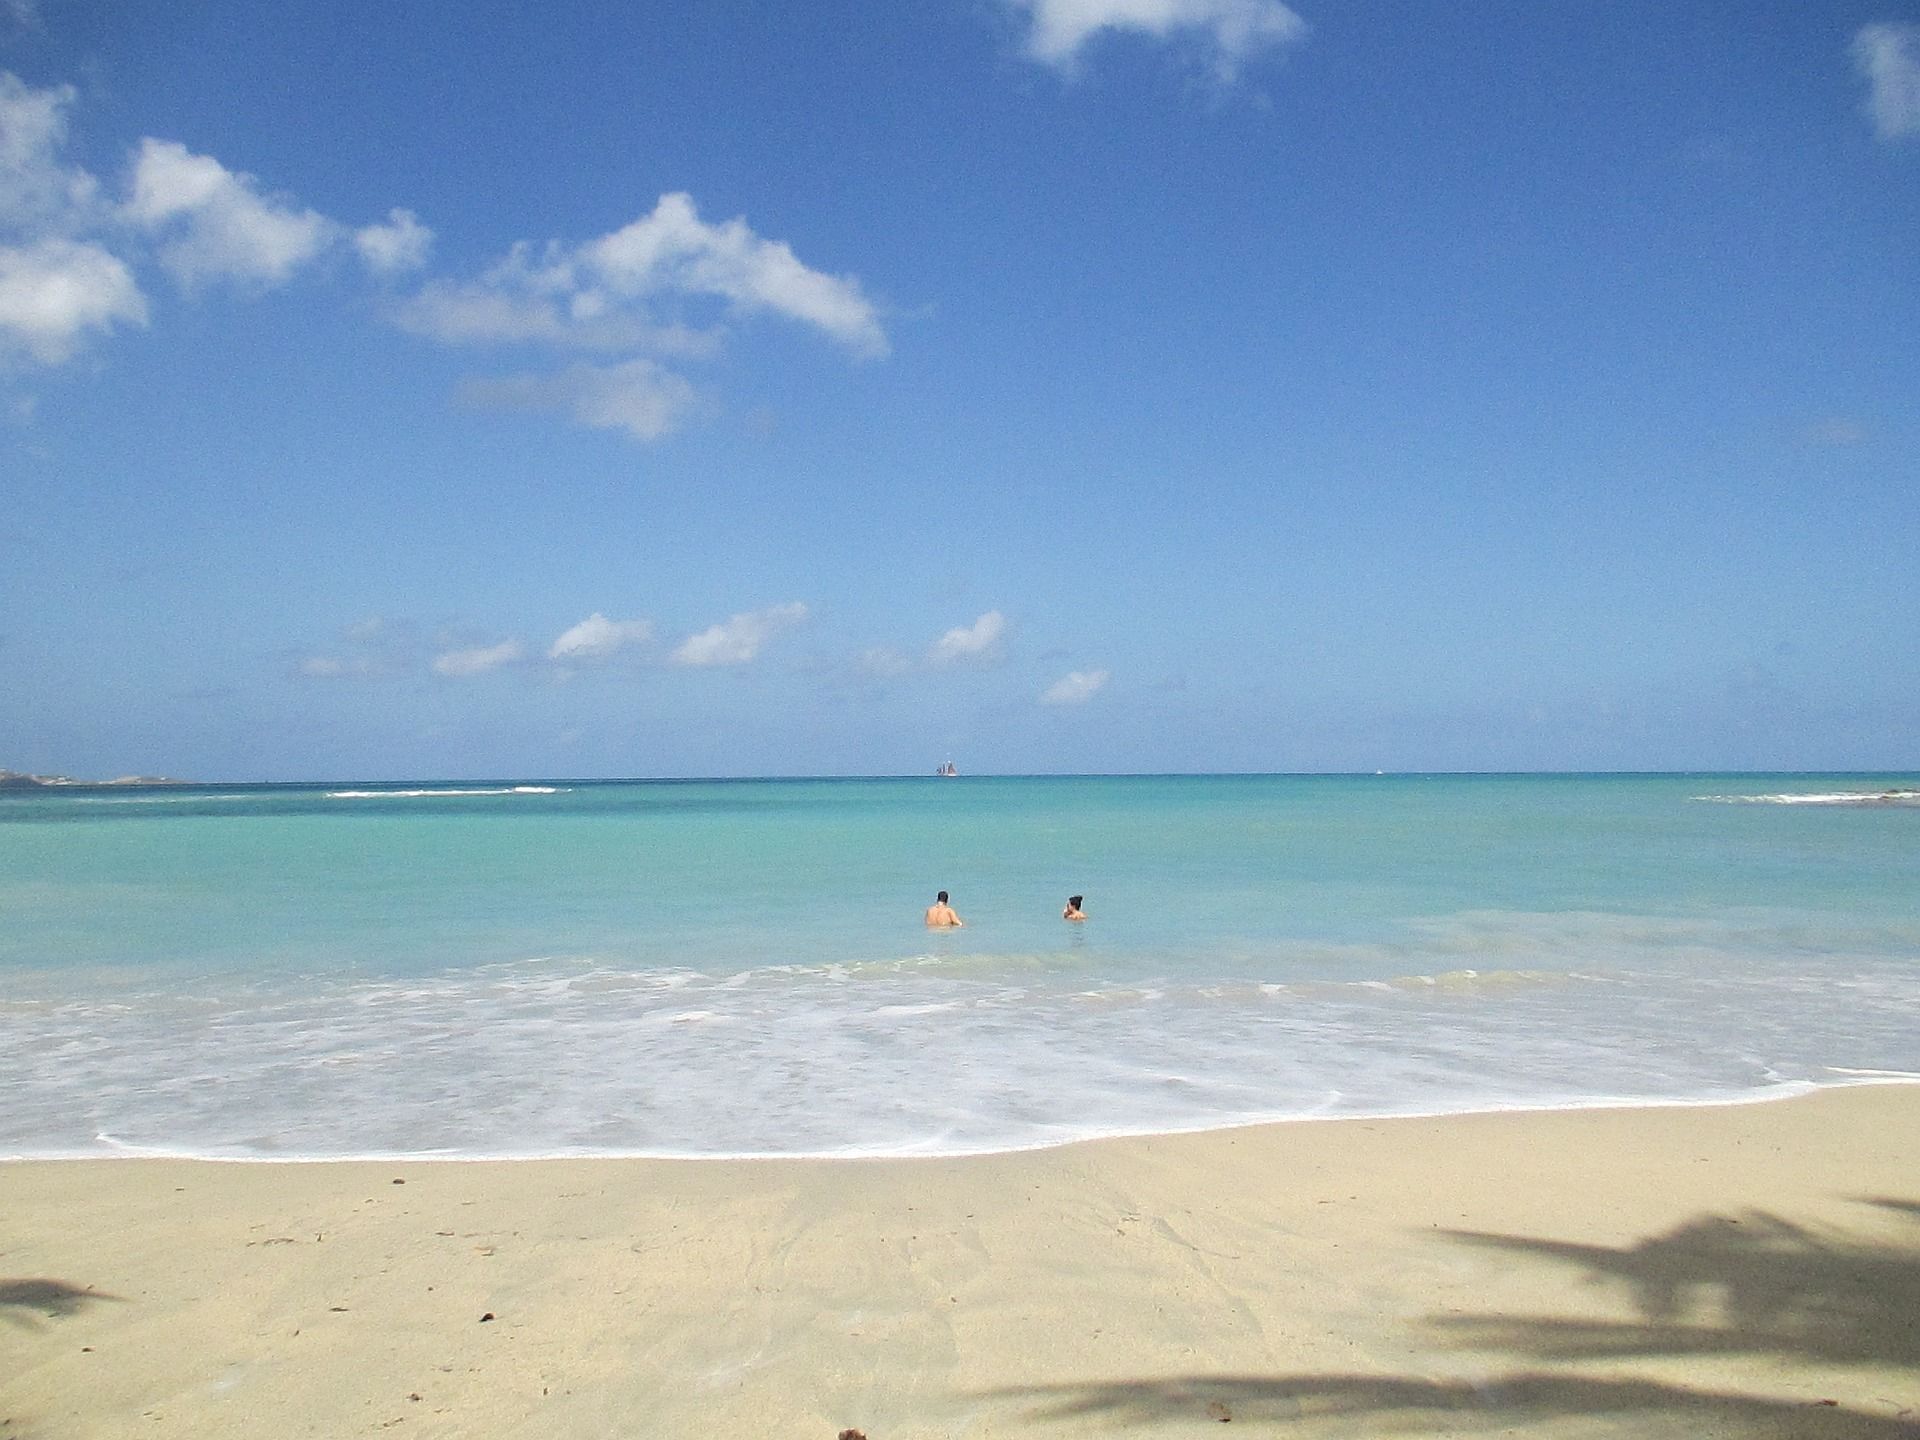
[3, 1085, 1917, 1439]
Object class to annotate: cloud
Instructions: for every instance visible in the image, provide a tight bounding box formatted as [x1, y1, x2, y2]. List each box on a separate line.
[295, 617, 421, 680]
[396, 277, 595, 347]
[397, 196, 883, 358]
[354, 207, 433, 275]
[123, 138, 335, 288]
[928, 610, 1007, 665]
[431, 639, 526, 677]
[0, 238, 146, 363]
[671, 601, 809, 667]
[1, 73, 423, 368]
[549, 612, 655, 662]
[1011, 0, 1306, 79]
[857, 646, 914, 677]
[458, 358, 701, 441]
[5, 72, 884, 435]
[395, 193, 886, 442]
[1041, 668, 1110, 705]
[394, 273, 719, 356]
[0, 74, 101, 236]
[1854, 23, 1920, 139]
[0, 76, 145, 364]
[580, 193, 888, 358]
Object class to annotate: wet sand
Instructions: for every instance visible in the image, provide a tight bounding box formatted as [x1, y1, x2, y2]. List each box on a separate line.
[4, 1085, 1917, 1438]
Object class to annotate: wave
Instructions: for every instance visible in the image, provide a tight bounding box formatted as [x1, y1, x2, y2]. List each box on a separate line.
[1692, 790, 1920, 806]
[6, 942, 1916, 1161]
[323, 786, 565, 799]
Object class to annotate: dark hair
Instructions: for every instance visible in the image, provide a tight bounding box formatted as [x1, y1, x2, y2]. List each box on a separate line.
[1068, 895, 1083, 907]
[937, 891, 949, 903]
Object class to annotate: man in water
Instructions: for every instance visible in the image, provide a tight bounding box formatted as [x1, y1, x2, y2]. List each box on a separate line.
[1063, 895, 1086, 921]
[925, 890, 964, 927]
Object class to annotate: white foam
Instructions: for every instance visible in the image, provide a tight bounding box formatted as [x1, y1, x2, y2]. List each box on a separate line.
[1692, 790, 1920, 805]
[5, 903, 1918, 1163]
[324, 786, 564, 799]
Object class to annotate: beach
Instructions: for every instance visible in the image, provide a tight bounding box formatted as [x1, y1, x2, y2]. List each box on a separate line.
[5, 1085, 1916, 1439]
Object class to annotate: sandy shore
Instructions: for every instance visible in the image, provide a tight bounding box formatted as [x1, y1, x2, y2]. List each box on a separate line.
[4, 1086, 1917, 1439]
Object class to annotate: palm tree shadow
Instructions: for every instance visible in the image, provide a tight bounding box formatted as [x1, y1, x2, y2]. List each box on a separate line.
[0, 1278, 124, 1329]
[1432, 1198, 1920, 1368]
[984, 1371, 1918, 1437]
[977, 1198, 1920, 1436]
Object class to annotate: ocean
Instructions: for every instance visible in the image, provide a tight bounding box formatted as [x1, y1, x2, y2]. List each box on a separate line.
[2, 773, 1916, 1160]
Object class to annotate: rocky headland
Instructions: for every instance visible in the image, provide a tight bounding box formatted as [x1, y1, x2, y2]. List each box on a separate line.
[0, 769, 183, 788]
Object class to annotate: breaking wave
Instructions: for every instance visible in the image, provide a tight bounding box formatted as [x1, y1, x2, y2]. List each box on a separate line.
[1692, 790, 1920, 806]
[324, 786, 565, 799]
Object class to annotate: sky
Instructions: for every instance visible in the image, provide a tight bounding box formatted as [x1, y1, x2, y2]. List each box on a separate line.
[1, 0, 1916, 780]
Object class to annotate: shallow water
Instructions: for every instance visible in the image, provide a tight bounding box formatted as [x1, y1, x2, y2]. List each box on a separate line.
[3, 773, 1916, 1157]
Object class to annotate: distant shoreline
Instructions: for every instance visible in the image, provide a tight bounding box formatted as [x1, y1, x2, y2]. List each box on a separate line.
[0, 771, 185, 789]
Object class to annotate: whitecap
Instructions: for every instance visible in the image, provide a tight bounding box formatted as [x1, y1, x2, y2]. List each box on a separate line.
[1692, 790, 1920, 805]
[325, 786, 563, 799]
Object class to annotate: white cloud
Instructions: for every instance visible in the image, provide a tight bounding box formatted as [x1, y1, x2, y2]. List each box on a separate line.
[354, 207, 433, 275]
[394, 192, 885, 442]
[857, 646, 914, 677]
[671, 601, 809, 667]
[0, 76, 144, 365]
[0, 73, 101, 236]
[1012, 0, 1306, 79]
[0, 239, 145, 363]
[393, 282, 572, 349]
[581, 193, 888, 358]
[459, 358, 700, 441]
[928, 610, 1007, 665]
[1041, 668, 1110, 705]
[396, 277, 583, 347]
[431, 639, 526, 677]
[549, 612, 655, 661]
[4, 72, 882, 437]
[402, 195, 883, 357]
[1854, 23, 1920, 139]
[394, 273, 719, 356]
[296, 617, 420, 680]
[124, 138, 334, 288]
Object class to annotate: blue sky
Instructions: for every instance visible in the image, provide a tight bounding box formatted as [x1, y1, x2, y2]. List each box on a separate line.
[2, 0, 1915, 780]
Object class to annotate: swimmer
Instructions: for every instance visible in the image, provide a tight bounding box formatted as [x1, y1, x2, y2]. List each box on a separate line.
[925, 890, 964, 927]
[1063, 894, 1086, 921]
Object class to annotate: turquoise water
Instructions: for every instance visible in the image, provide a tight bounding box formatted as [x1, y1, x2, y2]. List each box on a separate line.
[3, 773, 1916, 1158]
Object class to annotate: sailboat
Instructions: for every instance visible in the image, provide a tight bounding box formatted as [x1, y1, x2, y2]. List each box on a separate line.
[937, 760, 958, 777]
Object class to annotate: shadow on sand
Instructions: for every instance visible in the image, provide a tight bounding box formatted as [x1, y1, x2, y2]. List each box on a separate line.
[1431, 1198, 1920, 1370]
[982, 1197, 1920, 1437]
[0, 1278, 124, 1329]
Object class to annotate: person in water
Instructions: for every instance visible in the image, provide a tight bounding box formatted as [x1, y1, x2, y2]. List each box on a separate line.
[925, 891, 964, 927]
[1063, 895, 1086, 921]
